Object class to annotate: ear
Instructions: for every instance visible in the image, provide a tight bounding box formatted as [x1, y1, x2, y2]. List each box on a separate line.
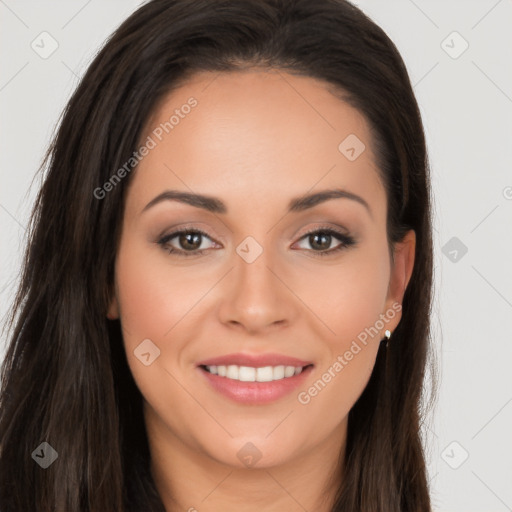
[106, 292, 120, 320]
[383, 229, 416, 332]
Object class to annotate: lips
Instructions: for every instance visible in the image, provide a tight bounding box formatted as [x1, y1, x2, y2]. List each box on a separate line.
[196, 352, 314, 404]
[197, 352, 313, 368]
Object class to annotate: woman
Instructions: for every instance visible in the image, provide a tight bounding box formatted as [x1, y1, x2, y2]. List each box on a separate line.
[0, 0, 437, 510]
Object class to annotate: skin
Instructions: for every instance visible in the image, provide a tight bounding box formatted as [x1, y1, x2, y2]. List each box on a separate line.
[107, 69, 415, 512]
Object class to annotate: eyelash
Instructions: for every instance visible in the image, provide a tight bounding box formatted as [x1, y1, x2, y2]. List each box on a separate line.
[157, 225, 356, 258]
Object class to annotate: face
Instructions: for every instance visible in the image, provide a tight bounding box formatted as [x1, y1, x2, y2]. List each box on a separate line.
[107, 70, 415, 471]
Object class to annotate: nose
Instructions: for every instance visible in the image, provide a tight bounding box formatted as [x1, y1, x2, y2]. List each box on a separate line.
[217, 244, 299, 334]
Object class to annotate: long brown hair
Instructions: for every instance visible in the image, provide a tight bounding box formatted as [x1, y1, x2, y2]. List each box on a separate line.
[0, 0, 437, 510]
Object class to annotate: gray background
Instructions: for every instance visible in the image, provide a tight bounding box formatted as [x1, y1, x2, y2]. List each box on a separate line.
[1, 1, 511, 510]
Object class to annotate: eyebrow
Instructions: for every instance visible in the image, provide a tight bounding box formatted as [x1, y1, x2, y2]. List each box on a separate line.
[141, 187, 372, 217]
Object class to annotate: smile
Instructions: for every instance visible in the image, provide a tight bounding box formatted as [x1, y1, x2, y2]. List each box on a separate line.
[198, 363, 314, 404]
[203, 364, 308, 382]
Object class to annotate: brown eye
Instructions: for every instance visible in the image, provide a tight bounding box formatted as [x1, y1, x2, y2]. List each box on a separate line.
[157, 229, 217, 256]
[294, 228, 356, 256]
[178, 232, 203, 251]
[308, 232, 333, 251]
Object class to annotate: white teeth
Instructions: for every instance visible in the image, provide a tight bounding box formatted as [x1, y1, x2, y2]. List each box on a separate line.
[238, 366, 256, 382]
[204, 364, 306, 382]
[226, 365, 238, 379]
[256, 366, 274, 382]
[284, 366, 296, 377]
[273, 365, 285, 380]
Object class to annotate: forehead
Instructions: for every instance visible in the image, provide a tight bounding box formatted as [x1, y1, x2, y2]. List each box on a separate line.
[130, 69, 385, 215]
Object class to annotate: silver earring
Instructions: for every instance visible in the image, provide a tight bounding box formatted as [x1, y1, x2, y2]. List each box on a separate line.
[384, 329, 391, 348]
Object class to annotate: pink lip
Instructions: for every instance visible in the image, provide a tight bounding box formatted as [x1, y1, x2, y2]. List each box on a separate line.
[197, 364, 314, 404]
[196, 352, 314, 405]
[197, 352, 313, 368]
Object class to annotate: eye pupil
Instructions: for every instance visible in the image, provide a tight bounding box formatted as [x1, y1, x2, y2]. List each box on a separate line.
[180, 232, 201, 250]
[310, 233, 331, 251]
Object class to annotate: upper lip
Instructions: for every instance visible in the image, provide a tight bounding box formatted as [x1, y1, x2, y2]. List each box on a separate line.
[197, 353, 314, 368]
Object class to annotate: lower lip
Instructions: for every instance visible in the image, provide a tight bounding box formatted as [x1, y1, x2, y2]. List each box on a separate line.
[198, 365, 314, 404]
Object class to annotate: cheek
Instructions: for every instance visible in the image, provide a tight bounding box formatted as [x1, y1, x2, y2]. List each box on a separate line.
[114, 238, 208, 343]
[300, 241, 391, 344]
[113, 239, 213, 409]
[294, 240, 389, 400]
[294, 251, 389, 433]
